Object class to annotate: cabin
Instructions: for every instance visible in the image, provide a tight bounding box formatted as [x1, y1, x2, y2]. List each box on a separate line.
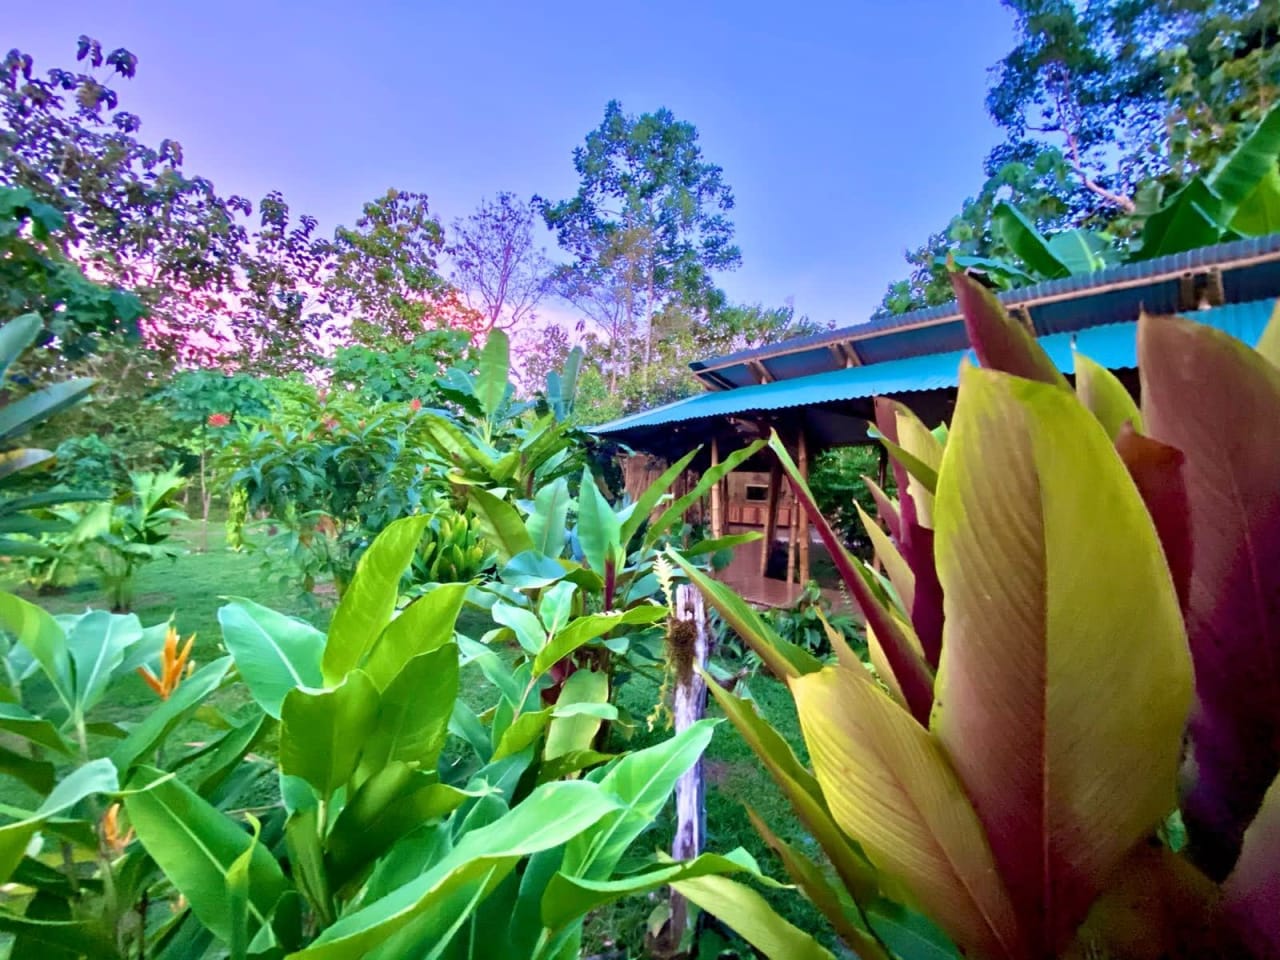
[596, 235, 1280, 608]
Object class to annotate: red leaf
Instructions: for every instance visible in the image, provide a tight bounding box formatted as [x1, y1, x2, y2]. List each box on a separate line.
[951, 272, 1068, 389]
[1139, 311, 1280, 880]
[1114, 424, 1192, 613]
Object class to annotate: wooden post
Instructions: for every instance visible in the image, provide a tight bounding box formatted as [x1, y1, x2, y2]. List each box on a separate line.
[786, 482, 799, 585]
[798, 430, 811, 586]
[709, 436, 724, 540]
[759, 455, 783, 577]
[649, 584, 711, 956]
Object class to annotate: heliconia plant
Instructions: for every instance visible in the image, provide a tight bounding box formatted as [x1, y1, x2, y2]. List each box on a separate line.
[672, 272, 1280, 958]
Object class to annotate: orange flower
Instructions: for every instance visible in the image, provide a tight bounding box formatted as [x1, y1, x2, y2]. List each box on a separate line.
[138, 625, 195, 701]
[207, 412, 231, 428]
[409, 397, 422, 412]
[101, 802, 134, 855]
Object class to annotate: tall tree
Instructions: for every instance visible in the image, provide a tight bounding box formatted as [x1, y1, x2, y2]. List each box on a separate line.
[447, 192, 551, 333]
[1, 38, 249, 364]
[324, 188, 463, 345]
[538, 100, 741, 391]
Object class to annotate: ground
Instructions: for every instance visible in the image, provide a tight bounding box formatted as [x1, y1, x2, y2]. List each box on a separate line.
[1, 519, 830, 956]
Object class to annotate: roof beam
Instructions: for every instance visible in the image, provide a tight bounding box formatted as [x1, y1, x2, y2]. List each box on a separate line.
[748, 359, 774, 384]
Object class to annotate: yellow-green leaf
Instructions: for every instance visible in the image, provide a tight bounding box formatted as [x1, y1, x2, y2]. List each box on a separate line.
[1073, 350, 1142, 439]
[931, 363, 1191, 955]
[792, 664, 1024, 960]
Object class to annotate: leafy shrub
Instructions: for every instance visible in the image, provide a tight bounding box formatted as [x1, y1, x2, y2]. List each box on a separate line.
[807, 445, 886, 552]
[49, 433, 129, 490]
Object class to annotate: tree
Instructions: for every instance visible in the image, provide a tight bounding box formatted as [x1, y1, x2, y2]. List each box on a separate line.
[876, 1, 1280, 315]
[230, 190, 335, 374]
[1, 38, 249, 365]
[325, 188, 464, 344]
[538, 100, 741, 393]
[448, 191, 551, 333]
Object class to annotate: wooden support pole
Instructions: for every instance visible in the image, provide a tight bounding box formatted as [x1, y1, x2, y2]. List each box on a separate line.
[709, 437, 724, 541]
[649, 584, 711, 956]
[760, 455, 783, 577]
[798, 429, 811, 586]
[786, 480, 799, 585]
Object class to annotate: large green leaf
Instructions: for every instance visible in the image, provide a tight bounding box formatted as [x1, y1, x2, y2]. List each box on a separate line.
[360, 647, 457, 774]
[0, 378, 94, 444]
[531, 605, 666, 677]
[218, 599, 324, 718]
[325, 762, 473, 892]
[279, 670, 379, 800]
[1211, 100, 1280, 211]
[288, 780, 623, 959]
[526, 477, 571, 557]
[64, 610, 141, 716]
[747, 807, 891, 960]
[992, 202, 1071, 279]
[543, 668, 608, 761]
[1136, 177, 1226, 260]
[323, 515, 431, 683]
[0, 703, 71, 756]
[540, 849, 762, 937]
[124, 766, 288, 944]
[931, 363, 1190, 955]
[575, 467, 622, 585]
[792, 664, 1024, 959]
[0, 594, 70, 708]
[0, 908, 119, 959]
[1229, 165, 1280, 236]
[476, 329, 512, 428]
[112, 657, 233, 772]
[0, 314, 42, 376]
[561, 719, 716, 880]
[0, 759, 119, 884]
[671, 874, 836, 960]
[467, 487, 535, 565]
[1044, 229, 1110, 275]
[362, 583, 467, 690]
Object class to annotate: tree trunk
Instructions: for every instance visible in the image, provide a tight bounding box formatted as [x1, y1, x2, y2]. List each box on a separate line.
[648, 584, 711, 958]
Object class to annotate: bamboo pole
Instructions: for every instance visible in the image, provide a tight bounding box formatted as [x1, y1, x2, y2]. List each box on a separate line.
[709, 437, 723, 540]
[760, 455, 782, 577]
[797, 430, 811, 586]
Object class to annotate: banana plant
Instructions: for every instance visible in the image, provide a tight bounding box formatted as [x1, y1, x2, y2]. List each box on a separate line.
[0, 312, 100, 557]
[110, 515, 755, 959]
[415, 330, 587, 497]
[0, 597, 259, 958]
[669, 273, 1280, 958]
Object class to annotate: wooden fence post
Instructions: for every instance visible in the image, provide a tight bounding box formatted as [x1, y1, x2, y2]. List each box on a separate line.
[797, 429, 811, 586]
[709, 437, 724, 541]
[649, 583, 710, 956]
[759, 455, 782, 577]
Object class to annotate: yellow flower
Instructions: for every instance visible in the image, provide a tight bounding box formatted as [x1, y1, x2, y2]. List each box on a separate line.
[137, 625, 195, 701]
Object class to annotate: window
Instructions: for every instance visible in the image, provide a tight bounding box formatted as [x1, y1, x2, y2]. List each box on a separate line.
[744, 483, 768, 503]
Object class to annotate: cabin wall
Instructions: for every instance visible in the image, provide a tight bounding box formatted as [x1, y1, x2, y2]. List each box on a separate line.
[620, 455, 795, 529]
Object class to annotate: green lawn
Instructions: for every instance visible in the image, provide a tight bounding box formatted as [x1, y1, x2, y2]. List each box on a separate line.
[2, 520, 828, 956]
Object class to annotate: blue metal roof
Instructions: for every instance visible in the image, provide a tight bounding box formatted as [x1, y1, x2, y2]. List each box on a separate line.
[593, 298, 1276, 436]
[690, 234, 1280, 389]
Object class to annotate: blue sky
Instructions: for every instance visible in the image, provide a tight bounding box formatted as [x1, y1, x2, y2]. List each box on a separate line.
[11, 1, 1017, 327]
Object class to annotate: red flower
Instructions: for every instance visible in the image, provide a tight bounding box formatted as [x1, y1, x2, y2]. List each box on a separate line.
[409, 397, 422, 412]
[207, 413, 231, 428]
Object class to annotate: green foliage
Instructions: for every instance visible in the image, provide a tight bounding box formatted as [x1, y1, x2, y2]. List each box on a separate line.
[329, 330, 470, 405]
[48, 434, 128, 491]
[807, 446, 886, 553]
[88, 466, 189, 611]
[0, 187, 143, 358]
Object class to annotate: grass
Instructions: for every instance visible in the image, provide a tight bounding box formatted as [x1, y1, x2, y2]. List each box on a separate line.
[2, 520, 831, 956]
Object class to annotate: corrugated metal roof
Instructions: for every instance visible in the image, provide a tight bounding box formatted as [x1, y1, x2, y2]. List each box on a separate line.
[593, 298, 1276, 436]
[690, 234, 1280, 388]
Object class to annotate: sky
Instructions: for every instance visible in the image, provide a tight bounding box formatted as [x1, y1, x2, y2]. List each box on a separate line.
[9, 0, 1018, 329]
